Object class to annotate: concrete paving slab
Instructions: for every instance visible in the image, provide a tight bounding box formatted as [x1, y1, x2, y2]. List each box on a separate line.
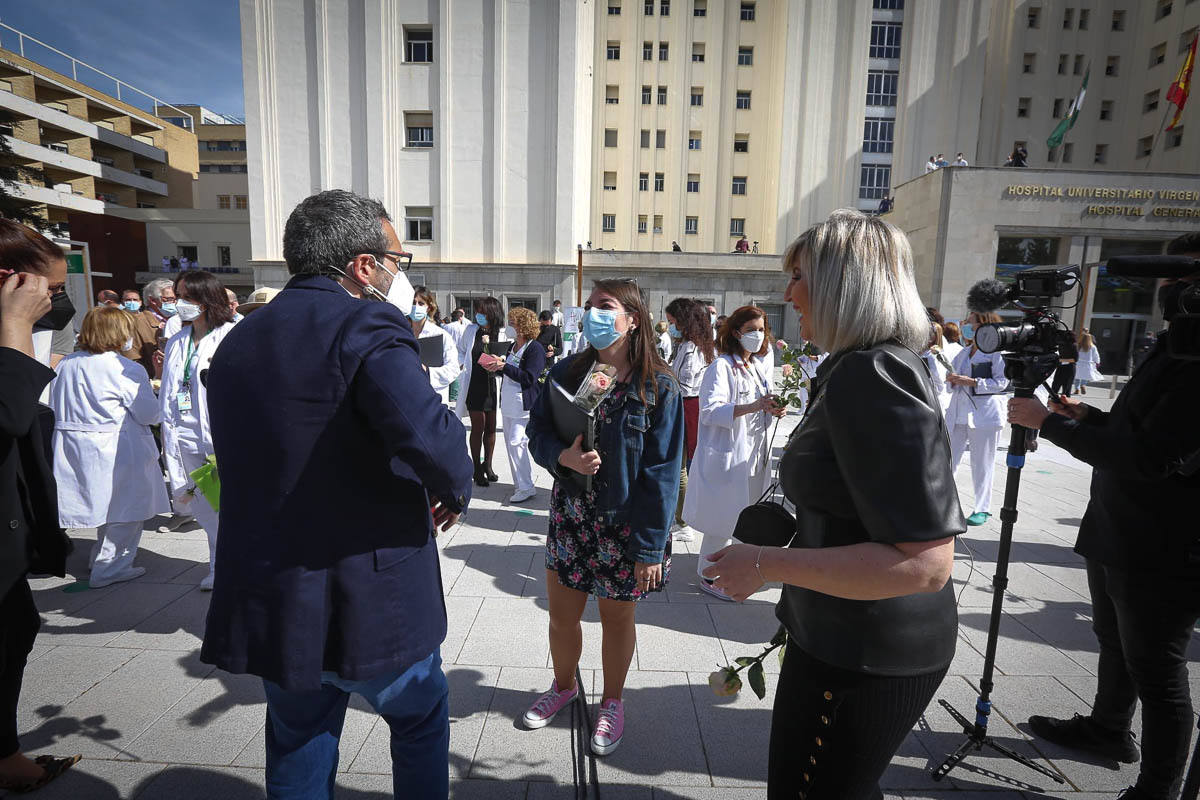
[457, 598, 550, 668]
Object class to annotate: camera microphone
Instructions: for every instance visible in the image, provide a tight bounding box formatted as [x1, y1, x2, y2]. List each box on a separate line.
[1106, 255, 1200, 279]
[966, 279, 1010, 314]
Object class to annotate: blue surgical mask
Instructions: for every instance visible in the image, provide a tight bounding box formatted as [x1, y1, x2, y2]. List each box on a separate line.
[123, 300, 141, 313]
[960, 323, 975, 340]
[160, 302, 178, 317]
[410, 304, 428, 322]
[475, 313, 488, 327]
[583, 307, 626, 350]
[668, 323, 680, 338]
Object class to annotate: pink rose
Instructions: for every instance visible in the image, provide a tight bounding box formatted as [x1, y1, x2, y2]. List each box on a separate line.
[776, 340, 788, 350]
[781, 364, 794, 377]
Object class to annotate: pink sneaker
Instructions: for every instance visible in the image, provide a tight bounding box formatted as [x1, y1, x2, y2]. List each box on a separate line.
[522, 679, 578, 729]
[591, 698, 624, 755]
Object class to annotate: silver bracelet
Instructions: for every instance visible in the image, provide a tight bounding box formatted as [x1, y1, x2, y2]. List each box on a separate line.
[755, 546, 766, 583]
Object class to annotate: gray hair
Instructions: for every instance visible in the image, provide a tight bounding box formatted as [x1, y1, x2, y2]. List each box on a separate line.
[282, 189, 392, 276]
[782, 209, 929, 353]
[143, 278, 174, 304]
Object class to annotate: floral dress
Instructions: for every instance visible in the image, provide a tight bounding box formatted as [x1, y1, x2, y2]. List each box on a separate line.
[546, 384, 672, 600]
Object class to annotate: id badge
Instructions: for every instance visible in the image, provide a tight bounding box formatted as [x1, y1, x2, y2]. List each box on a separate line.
[176, 392, 193, 412]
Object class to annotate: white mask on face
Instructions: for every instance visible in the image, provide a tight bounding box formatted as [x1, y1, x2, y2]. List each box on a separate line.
[175, 299, 202, 322]
[123, 336, 134, 352]
[739, 331, 765, 354]
[361, 256, 416, 314]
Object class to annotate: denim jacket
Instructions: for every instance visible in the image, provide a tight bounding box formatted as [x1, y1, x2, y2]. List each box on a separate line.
[527, 354, 684, 564]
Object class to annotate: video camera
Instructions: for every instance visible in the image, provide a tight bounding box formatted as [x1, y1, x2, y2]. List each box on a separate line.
[1106, 255, 1200, 361]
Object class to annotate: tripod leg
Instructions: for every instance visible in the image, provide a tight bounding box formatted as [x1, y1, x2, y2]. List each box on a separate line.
[932, 736, 981, 782]
[984, 737, 1067, 783]
[938, 698, 974, 734]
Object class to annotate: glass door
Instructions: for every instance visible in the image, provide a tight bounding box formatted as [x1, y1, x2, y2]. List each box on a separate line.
[1088, 315, 1149, 375]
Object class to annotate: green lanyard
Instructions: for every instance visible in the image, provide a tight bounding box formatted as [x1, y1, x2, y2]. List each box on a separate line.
[181, 334, 198, 387]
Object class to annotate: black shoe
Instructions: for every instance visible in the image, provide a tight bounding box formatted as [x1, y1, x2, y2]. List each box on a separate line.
[1117, 787, 1163, 800]
[1027, 713, 1139, 763]
[474, 465, 489, 487]
[484, 467, 499, 483]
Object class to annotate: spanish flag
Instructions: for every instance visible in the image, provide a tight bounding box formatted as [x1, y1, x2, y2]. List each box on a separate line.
[1167, 33, 1197, 131]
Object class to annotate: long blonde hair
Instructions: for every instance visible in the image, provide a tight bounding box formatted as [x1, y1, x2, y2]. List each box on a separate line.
[1078, 330, 1095, 350]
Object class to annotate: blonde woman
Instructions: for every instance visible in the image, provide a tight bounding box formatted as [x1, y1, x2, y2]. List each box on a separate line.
[50, 307, 169, 587]
[482, 306, 546, 503]
[1074, 329, 1102, 394]
[703, 209, 963, 800]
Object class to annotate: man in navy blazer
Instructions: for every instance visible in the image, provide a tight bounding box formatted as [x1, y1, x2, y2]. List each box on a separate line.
[202, 190, 473, 799]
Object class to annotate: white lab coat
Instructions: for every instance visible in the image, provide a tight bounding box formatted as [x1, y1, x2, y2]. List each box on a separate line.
[923, 348, 953, 414]
[443, 318, 470, 350]
[657, 331, 673, 363]
[49, 351, 170, 527]
[670, 340, 711, 398]
[683, 354, 775, 537]
[1076, 345, 1102, 382]
[415, 320, 461, 402]
[164, 313, 182, 341]
[160, 321, 236, 503]
[454, 323, 510, 418]
[945, 347, 1008, 429]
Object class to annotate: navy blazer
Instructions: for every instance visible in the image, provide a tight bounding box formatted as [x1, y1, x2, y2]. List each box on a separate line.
[501, 339, 547, 413]
[200, 274, 474, 691]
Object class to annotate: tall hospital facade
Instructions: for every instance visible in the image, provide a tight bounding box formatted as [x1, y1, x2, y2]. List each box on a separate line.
[242, 0, 1200, 357]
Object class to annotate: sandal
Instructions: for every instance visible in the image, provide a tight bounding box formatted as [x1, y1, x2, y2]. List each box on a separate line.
[0, 754, 82, 793]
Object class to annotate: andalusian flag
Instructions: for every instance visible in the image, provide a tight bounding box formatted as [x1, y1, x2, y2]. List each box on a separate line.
[1047, 68, 1088, 148]
[1167, 33, 1196, 131]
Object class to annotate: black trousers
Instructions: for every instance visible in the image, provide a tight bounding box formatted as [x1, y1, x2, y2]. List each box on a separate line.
[768, 644, 948, 800]
[1087, 560, 1200, 798]
[1051, 363, 1077, 397]
[0, 579, 40, 759]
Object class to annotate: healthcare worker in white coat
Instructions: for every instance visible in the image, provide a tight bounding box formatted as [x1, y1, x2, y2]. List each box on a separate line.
[483, 307, 546, 503]
[684, 306, 785, 600]
[159, 271, 237, 589]
[409, 286, 460, 406]
[945, 310, 1009, 527]
[50, 307, 170, 587]
[922, 323, 953, 416]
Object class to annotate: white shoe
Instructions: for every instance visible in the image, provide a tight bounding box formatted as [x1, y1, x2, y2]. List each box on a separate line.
[698, 579, 735, 602]
[89, 566, 146, 589]
[199, 574, 215, 592]
[508, 488, 537, 504]
[158, 514, 194, 533]
[670, 524, 695, 542]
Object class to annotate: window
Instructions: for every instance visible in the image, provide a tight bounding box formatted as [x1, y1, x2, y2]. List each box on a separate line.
[692, 43, 705, 62]
[1052, 98, 1064, 118]
[1100, 100, 1113, 120]
[218, 195, 231, 209]
[863, 117, 894, 152]
[1156, 0, 1172, 21]
[658, 86, 668, 105]
[639, 172, 649, 191]
[687, 174, 700, 192]
[736, 90, 751, 109]
[1112, 10, 1126, 30]
[656, 129, 666, 148]
[1167, 127, 1184, 149]
[47, 142, 69, 153]
[1184, 28, 1200, 53]
[873, 0, 904, 7]
[740, 2, 755, 21]
[1058, 53, 1068, 74]
[217, 245, 232, 267]
[406, 207, 434, 240]
[738, 47, 753, 66]
[136, 202, 156, 209]
[1027, 7, 1041, 28]
[660, 43, 669, 60]
[1094, 144, 1108, 164]
[1150, 42, 1167, 67]
[1017, 97, 1031, 117]
[1023, 53, 1037, 73]
[405, 112, 433, 147]
[858, 165, 891, 200]
[640, 129, 651, 148]
[869, 22, 902, 59]
[638, 215, 648, 233]
[1137, 136, 1153, 158]
[641, 85, 651, 104]
[1079, 8, 1089, 29]
[654, 172, 665, 191]
[1144, 89, 1160, 113]
[1074, 54, 1084, 74]
[1062, 143, 1074, 163]
[606, 86, 619, 105]
[0, 123, 12, 137]
[653, 215, 663, 234]
[645, 1, 654, 14]
[405, 27, 433, 63]
[732, 176, 747, 195]
[643, 41, 653, 60]
[688, 131, 701, 149]
[733, 134, 749, 152]
[602, 214, 616, 233]
[607, 41, 621, 60]
[1063, 8, 1074, 29]
[604, 129, 618, 147]
[685, 216, 699, 235]
[603, 172, 617, 191]
[730, 218, 745, 236]
[694, 0, 707, 16]
[608, 1, 621, 13]
[93, 155, 115, 166]
[136, 168, 154, 179]
[661, 0, 670, 15]
[1105, 56, 1119, 76]
[690, 88, 703, 106]
[866, 70, 899, 105]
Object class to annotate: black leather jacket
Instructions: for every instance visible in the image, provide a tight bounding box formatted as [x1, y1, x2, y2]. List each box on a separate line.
[776, 342, 966, 676]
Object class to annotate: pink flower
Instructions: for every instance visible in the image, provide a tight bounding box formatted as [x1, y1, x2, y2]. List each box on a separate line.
[781, 364, 794, 377]
[592, 373, 611, 391]
[775, 340, 788, 350]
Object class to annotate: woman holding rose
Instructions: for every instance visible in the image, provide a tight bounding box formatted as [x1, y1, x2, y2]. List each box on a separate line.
[704, 210, 964, 799]
[456, 296, 508, 486]
[525, 279, 684, 757]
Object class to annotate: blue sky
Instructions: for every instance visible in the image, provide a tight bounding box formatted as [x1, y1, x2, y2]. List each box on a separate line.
[0, 0, 244, 117]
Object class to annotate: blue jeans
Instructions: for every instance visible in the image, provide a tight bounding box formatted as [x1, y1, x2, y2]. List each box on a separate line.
[262, 650, 449, 799]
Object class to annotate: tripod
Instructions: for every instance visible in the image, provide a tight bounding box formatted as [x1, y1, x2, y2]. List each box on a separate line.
[931, 367, 1066, 785]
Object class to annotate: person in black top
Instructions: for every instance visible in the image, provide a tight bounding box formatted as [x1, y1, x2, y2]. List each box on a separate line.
[703, 210, 964, 800]
[1008, 232, 1200, 800]
[0, 220, 79, 792]
[536, 310, 562, 364]
[462, 297, 507, 486]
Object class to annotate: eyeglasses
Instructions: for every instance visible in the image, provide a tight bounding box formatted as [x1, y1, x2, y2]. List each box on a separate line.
[376, 250, 413, 272]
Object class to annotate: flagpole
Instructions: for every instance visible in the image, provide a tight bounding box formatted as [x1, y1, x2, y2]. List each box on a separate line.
[1144, 104, 1173, 171]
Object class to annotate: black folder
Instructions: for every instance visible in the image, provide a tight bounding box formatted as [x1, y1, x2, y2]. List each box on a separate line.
[418, 335, 445, 368]
[547, 379, 596, 493]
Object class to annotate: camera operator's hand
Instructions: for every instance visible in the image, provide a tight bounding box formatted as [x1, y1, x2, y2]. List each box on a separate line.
[1007, 397, 1052, 430]
[1048, 394, 1090, 422]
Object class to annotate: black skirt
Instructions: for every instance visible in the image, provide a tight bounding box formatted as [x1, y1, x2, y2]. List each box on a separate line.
[465, 329, 500, 413]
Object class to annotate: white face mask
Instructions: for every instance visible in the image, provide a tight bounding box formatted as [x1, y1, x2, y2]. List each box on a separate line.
[739, 330, 765, 354]
[361, 256, 416, 314]
[175, 299, 202, 322]
[123, 336, 134, 352]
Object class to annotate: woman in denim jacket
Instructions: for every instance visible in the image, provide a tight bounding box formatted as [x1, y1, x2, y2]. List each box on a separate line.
[524, 279, 684, 757]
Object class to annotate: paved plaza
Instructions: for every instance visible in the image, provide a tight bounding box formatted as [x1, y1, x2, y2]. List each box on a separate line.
[13, 386, 1196, 799]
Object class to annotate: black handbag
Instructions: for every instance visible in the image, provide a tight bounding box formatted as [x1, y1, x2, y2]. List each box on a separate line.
[732, 486, 796, 547]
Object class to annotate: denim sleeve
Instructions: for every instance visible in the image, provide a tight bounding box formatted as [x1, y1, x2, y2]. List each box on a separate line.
[527, 357, 576, 482]
[627, 380, 685, 564]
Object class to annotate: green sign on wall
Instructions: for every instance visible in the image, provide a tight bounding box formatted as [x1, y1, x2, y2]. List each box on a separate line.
[66, 252, 84, 274]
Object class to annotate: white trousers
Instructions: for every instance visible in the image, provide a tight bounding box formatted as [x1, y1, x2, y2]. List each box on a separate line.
[695, 471, 769, 579]
[502, 412, 534, 493]
[175, 427, 219, 585]
[90, 521, 144, 586]
[949, 424, 1001, 515]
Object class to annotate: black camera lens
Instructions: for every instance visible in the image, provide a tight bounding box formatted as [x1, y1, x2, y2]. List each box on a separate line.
[975, 322, 1039, 354]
